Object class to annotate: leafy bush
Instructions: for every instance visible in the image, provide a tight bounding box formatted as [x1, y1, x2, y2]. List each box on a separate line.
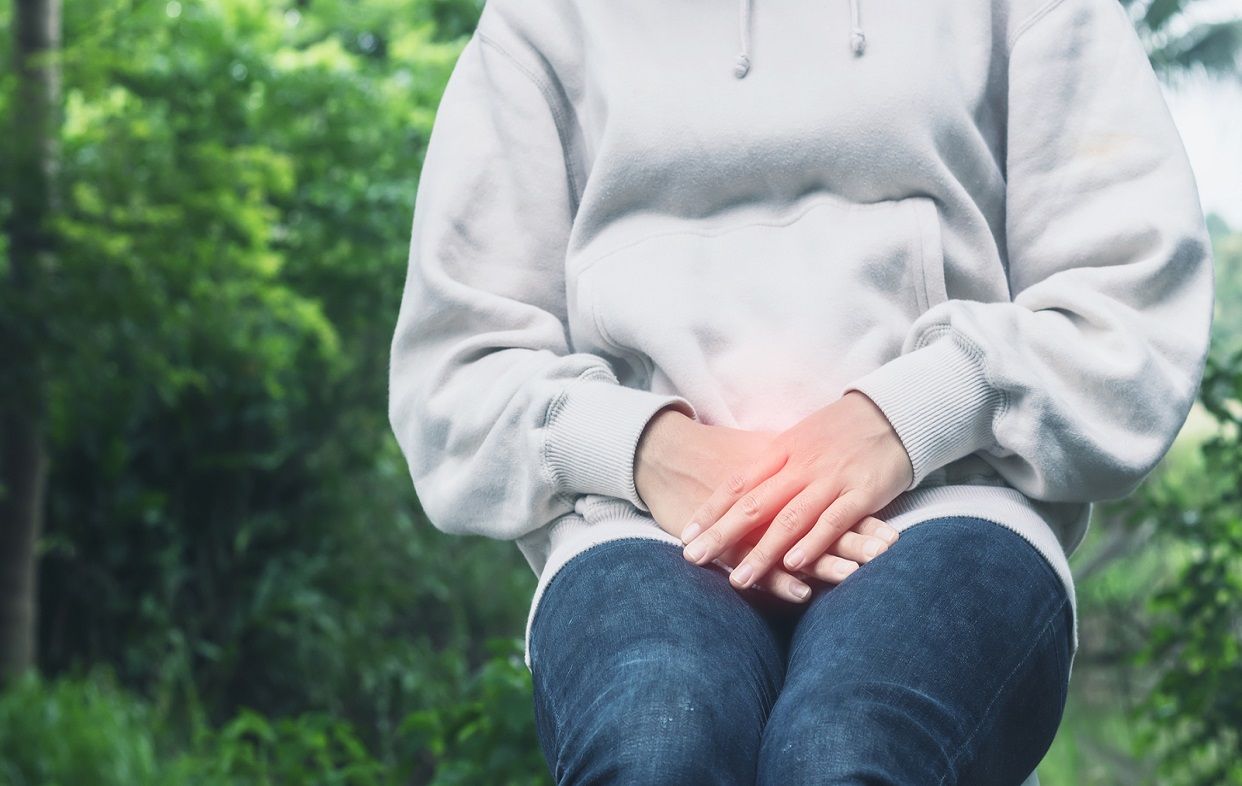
[401, 637, 548, 786]
[1132, 345, 1242, 786]
[0, 672, 394, 786]
[0, 672, 160, 786]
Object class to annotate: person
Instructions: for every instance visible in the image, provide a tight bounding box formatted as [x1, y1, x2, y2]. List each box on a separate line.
[387, 0, 1215, 781]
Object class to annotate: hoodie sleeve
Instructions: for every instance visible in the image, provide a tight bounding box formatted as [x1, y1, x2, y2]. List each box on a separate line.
[388, 30, 699, 539]
[841, 0, 1214, 503]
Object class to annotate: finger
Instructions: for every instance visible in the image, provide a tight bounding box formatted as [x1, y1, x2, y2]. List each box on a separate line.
[851, 516, 900, 544]
[821, 529, 892, 566]
[725, 481, 836, 590]
[718, 541, 812, 604]
[755, 568, 814, 603]
[679, 447, 789, 545]
[782, 489, 874, 572]
[683, 470, 806, 567]
[806, 553, 861, 584]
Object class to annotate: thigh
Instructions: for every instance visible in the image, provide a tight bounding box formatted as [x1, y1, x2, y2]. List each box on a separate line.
[757, 516, 1072, 786]
[529, 537, 790, 786]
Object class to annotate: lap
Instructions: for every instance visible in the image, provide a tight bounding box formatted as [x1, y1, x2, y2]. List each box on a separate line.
[528, 518, 1072, 785]
[760, 515, 1072, 785]
[528, 537, 789, 784]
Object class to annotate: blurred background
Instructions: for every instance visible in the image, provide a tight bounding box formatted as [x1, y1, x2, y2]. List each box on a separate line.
[0, 0, 1239, 783]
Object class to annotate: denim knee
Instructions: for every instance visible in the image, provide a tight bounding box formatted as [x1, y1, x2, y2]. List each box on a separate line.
[553, 643, 761, 785]
[758, 679, 954, 785]
[530, 538, 786, 785]
[756, 516, 1072, 786]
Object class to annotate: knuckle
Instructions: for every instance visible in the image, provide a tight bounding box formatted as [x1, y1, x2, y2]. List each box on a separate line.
[835, 530, 861, 549]
[854, 517, 880, 535]
[795, 449, 823, 469]
[815, 555, 858, 581]
[775, 497, 810, 534]
[739, 493, 762, 517]
[823, 495, 862, 532]
[727, 471, 749, 494]
[775, 576, 801, 598]
[816, 506, 847, 535]
[856, 473, 882, 494]
[761, 572, 787, 594]
[747, 544, 773, 567]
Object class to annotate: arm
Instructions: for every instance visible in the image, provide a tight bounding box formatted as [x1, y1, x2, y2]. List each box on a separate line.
[842, 0, 1215, 503]
[388, 29, 697, 540]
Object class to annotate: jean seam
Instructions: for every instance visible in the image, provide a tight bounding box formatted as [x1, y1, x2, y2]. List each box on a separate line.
[935, 593, 1070, 785]
[1055, 602, 1072, 709]
[531, 669, 564, 782]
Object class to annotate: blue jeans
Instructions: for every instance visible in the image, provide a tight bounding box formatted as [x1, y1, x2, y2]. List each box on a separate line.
[528, 515, 1072, 785]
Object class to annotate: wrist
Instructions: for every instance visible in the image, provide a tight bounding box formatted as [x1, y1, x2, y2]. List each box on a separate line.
[634, 406, 694, 506]
[845, 390, 914, 490]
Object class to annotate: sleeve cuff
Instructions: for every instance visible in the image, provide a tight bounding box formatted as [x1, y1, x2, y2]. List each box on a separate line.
[841, 329, 1005, 492]
[543, 373, 699, 512]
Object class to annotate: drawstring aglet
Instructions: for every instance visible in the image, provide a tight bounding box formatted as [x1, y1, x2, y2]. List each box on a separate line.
[850, 27, 866, 55]
[734, 52, 751, 78]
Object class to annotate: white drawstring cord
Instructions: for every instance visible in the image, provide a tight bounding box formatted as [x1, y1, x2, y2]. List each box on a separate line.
[849, 0, 867, 55]
[734, 0, 866, 79]
[734, 0, 753, 78]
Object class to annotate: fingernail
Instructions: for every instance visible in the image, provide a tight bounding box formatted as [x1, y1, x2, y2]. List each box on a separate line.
[786, 547, 805, 570]
[684, 541, 705, 563]
[731, 562, 754, 587]
[681, 522, 701, 544]
[792, 583, 811, 600]
[864, 538, 883, 557]
[878, 525, 898, 543]
[835, 561, 855, 578]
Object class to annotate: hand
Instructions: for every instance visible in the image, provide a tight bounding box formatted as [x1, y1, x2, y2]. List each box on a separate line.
[634, 407, 893, 602]
[636, 410, 815, 602]
[679, 391, 912, 591]
[635, 409, 777, 542]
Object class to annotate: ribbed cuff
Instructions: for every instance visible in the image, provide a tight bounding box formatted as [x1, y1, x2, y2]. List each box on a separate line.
[543, 373, 699, 511]
[841, 328, 1005, 491]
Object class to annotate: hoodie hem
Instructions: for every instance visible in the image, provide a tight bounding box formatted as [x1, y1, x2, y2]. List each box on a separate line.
[522, 483, 1080, 683]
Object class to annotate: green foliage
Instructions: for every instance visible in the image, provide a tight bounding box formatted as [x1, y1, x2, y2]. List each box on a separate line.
[1036, 221, 1242, 784]
[183, 710, 388, 785]
[401, 638, 548, 785]
[0, 671, 391, 786]
[1207, 217, 1242, 357]
[2, 0, 544, 778]
[1130, 339, 1242, 786]
[0, 655, 548, 786]
[0, 672, 161, 786]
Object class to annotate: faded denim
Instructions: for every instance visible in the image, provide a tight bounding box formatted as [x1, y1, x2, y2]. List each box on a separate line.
[528, 515, 1072, 785]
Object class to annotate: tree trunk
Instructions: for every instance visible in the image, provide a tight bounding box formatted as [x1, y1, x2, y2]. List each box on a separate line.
[1, 0, 61, 684]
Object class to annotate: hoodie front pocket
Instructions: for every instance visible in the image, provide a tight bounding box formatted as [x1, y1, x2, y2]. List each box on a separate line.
[575, 193, 948, 432]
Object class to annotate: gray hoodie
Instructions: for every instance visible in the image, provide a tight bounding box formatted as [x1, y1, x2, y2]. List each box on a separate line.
[388, 0, 1214, 718]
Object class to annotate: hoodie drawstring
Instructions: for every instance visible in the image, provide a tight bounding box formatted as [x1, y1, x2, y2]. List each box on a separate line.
[734, 0, 754, 78]
[735, 0, 866, 79]
[848, 0, 867, 56]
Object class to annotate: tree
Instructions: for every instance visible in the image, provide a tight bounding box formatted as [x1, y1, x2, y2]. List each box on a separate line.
[0, 0, 60, 684]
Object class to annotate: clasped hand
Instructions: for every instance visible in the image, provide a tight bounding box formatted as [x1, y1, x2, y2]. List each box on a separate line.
[635, 391, 913, 603]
